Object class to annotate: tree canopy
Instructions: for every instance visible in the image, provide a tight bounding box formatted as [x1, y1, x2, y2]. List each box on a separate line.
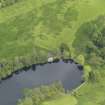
[73, 15, 105, 68]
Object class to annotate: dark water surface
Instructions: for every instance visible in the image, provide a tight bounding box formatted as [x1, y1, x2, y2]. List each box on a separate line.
[0, 60, 83, 105]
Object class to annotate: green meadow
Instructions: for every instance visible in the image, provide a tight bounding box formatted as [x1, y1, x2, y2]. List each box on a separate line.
[42, 95, 77, 105]
[1, 0, 105, 60]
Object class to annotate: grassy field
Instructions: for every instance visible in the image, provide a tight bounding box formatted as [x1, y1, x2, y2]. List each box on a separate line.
[1, 0, 105, 60]
[42, 95, 77, 105]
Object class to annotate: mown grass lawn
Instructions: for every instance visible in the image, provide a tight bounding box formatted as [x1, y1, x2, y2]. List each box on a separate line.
[42, 95, 77, 105]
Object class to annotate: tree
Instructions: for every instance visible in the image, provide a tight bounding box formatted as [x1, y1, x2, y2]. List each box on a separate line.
[88, 53, 104, 67]
[100, 47, 105, 59]
[76, 55, 85, 65]
[18, 97, 33, 105]
[89, 71, 102, 82]
[84, 65, 92, 73]
[60, 43, 71, 58]
[0, 0, 20, 8]
[83, 65, 92, 81]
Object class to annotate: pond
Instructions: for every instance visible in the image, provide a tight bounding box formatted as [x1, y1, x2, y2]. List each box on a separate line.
[0, 60, 83, 105]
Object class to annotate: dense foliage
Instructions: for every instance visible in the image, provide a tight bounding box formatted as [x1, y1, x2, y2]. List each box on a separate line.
[0, 50, 47, 79]
[0, 0, 21, 8]
[73, 15, 105, 68]
[17, 82, 65, 105]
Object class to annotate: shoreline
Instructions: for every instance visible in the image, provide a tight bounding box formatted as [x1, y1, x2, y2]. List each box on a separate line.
[0, 58, 83, 84]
